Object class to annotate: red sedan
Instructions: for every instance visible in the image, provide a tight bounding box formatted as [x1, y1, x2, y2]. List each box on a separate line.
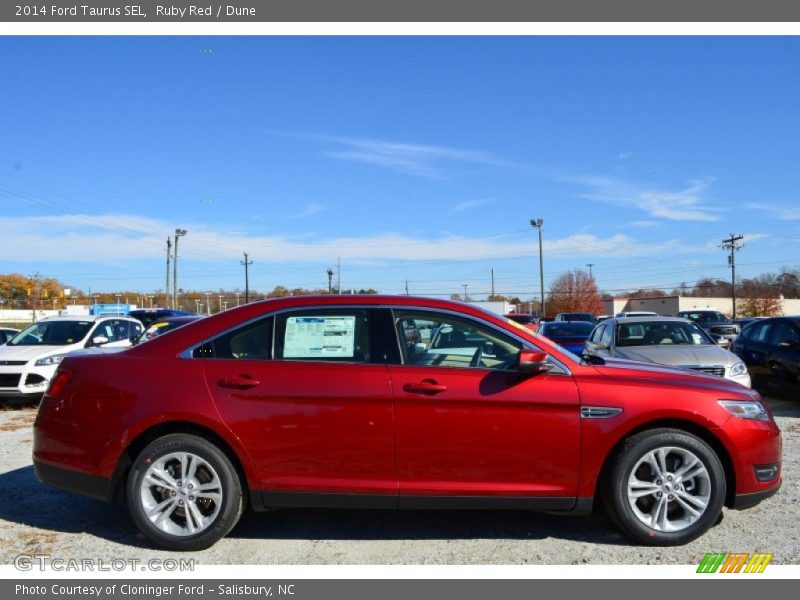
[33, 295, 781, 550]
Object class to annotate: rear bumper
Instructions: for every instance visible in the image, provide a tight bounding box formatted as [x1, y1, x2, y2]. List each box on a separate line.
[34, 461, 114, 502]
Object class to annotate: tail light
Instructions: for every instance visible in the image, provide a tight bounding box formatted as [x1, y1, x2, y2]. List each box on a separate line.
[45, 368, 73, 401]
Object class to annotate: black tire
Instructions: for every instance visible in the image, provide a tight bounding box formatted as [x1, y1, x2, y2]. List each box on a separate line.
[602, 428, 726, 546]
[127, 433, 243, 551]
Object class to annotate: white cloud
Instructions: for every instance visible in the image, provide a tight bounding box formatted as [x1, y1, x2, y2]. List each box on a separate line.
[305, 134, 511, 178]
[564, 175, 723, 222]
[451, 198, 495, 212]
[290, 203, 325, 219]
[746, 202, 800, 220]
[0, 213, 694, 265]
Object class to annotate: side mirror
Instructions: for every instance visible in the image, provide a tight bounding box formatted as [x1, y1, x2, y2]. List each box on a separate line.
[717, 338, 729, 347]
[593, 341, 608, 351]
[91, 335, 109, 346]
[516, 349, 551, 374]
[129, 335, 140, 346]
[412, 343, 427, 354]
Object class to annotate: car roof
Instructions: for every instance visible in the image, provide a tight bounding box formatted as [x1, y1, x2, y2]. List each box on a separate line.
[541, 320, 595, 326]
[149, 315, 203, 326]
[37, 314, 138, 322]
[608, 316, 692, 324]
[126, 294, 542, 358]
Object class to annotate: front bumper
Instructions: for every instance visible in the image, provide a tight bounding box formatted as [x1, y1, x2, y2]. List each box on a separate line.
[0, 363, 57, 398]
[733, 483, 781, 510]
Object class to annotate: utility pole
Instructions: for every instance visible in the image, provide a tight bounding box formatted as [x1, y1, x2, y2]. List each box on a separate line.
[721, 234, 744, 320]
[491, 268, 495, 298]
[241, 252, 253, 303]
[586, 263, 594, 279]
[405, 279, 409, 295]
[531, 219, 545, 317]
[326, 267, 334, 294]
[462, 284, 469, 301]
[165, 237, 172, 309]
[173, 228, 187, 311]
[337, 257, 341, 295]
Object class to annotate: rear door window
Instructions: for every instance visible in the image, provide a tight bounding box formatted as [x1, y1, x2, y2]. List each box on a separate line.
[274, 309, 372, 363]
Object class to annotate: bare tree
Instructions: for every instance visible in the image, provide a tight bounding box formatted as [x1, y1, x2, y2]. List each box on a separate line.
[547, 269, 605, 315]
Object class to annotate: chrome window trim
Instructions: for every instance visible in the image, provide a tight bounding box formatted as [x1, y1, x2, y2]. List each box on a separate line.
[179, 306, 372, 365]
[387, 305, 571, 376]
[178, 304, 572, 376]
[179, 303, 573, 376]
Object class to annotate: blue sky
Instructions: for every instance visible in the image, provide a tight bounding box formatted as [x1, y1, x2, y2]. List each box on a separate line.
[1, 36, 799, 299]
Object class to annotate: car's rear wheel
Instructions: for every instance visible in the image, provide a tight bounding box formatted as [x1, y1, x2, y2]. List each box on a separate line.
[127, 433, 243, 551]
[603, 429, 725, 545]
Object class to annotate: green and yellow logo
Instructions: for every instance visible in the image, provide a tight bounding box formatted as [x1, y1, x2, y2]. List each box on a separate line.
[697, 552, 773, 573]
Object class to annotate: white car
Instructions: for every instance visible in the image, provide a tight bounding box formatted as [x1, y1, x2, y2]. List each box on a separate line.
[0, 315, 143, 402]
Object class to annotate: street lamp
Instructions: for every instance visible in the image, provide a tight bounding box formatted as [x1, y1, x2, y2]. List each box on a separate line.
[173, 228, 188, 311]
[530, 219, 545, 317]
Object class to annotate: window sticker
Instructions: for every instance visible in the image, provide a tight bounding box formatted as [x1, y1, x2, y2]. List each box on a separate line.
[284, 316, 356, 358]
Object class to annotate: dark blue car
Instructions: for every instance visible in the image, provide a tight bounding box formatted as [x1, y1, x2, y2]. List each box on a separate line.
[537, 320, 595, 355]
[129, 308, 192, 329]
[732, 316, 800, 383]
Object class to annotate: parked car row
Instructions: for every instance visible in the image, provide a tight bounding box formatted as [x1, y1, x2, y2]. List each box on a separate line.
[32, 295, 781, 551]
[0, 309, 198, 402]
[531, 312, 798, 388]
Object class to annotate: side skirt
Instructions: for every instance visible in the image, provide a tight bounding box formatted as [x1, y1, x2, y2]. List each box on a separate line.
[252, 490, 593, 514]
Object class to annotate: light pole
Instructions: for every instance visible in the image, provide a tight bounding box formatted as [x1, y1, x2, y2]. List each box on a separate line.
[462, 284, 469, 301]
[531, 219, 545, 317]
[241, 252, 253, 303]
[235, 292, 241, 307]
[204, 292, 212, 316]
[218, 295, 223, 313]
[173, 228, 187, 311]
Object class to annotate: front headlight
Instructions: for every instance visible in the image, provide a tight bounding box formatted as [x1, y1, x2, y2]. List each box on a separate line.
[729, 362, 748, 377]
[718, 399, 769, 421]
[34, 354, 66, 367]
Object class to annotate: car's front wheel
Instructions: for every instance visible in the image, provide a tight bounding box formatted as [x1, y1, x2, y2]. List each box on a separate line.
[603, 428, 726, 545]
[126, 433, 243, 551]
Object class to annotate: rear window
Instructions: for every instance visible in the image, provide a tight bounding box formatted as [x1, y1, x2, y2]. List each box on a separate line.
[506, 314, 534, 325]
[542, 322, 594, 336]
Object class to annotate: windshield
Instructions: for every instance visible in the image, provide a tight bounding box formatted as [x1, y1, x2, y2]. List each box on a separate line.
[560, 313, 596, 323]
[616, 321, 714, 347]
[136, 320, 185, 344]
[682, 311, 728, 323]
[9, 320, 93, 346]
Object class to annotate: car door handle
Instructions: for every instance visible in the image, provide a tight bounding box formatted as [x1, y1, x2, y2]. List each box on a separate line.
[218, 375, 261, 389]
[402, 380, 447, 395]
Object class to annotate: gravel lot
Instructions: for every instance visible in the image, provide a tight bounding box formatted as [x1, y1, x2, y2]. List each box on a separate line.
[1, 374, 797, 565]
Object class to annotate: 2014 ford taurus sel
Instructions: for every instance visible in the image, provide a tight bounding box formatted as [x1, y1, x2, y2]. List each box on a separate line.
[33, 296, 781, 550]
